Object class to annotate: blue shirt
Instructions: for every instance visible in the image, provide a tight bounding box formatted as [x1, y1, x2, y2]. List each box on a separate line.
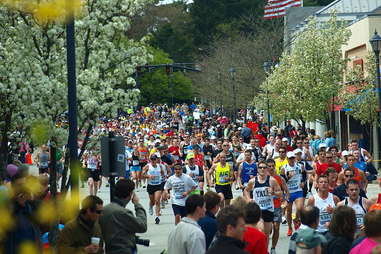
[198, 211, 217, 249]
[241, 161, 257, 184]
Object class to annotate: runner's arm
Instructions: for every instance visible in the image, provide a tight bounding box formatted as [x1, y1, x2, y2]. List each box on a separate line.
[207, 164, 216, 186]
[243, 179, 254, 201]
[333, 195, 340, 205]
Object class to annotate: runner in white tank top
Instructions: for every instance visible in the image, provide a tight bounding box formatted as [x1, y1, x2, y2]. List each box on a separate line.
[337, 179, 372, 231]
[307, 174, 340, 233]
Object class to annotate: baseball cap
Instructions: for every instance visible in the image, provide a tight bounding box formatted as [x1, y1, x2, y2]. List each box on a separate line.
[282, 137, 288, 142]
[341, 150, 349, 157]
[296, 227, 326, 249]
[287, 151, 295, 158]
[294, 148, 302, 154]
[318, 143, 327, 149]
[186, 153, 195, 160]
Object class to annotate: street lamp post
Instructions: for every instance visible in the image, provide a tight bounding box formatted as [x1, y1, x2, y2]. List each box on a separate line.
[369, 31, 381, 166]
[263, 61, 272, 129]
[66, 3, 79, 199]
[229, 67, 237, 122]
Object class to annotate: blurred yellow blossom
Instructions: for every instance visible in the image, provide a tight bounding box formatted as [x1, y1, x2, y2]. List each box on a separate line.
[0, 207, 14, 239]
[0, 0, 82, 25]
[18, 241, 39, 254]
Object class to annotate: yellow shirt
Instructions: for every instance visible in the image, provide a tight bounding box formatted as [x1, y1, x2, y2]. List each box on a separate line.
[215, 162, 231, 186]
[275, 158, 288, 175]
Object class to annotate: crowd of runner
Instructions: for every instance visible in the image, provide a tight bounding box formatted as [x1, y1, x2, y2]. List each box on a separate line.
[2, 103, 381, 254]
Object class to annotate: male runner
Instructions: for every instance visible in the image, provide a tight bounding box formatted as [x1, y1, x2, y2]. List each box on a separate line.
[237, 150, 257, 189]
[267, 158, 288, 254]
[244, 161, 282, 245]
[307, 174, 340, 234]
[208, 152, 234, 208]
[280, 151, 305, 236]
[163, 164, 197, 225]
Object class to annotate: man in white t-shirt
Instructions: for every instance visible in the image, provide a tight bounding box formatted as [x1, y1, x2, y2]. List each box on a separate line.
[164, 164, 198, 225]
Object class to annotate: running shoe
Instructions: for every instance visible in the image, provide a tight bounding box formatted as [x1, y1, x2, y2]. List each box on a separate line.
[149, 206, 153, 216]
[155, 216, 160, 224]
[270, 248, 277, 254]
[287, 228, 293, 237]
[282, 216, 287, 224]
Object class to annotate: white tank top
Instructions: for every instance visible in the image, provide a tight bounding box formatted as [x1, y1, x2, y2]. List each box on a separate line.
[87, 157, 98, 170]
[314, 193, 335, 233]
[147, 163, 162, 185]
[185, 165, 200, 184]
[284, 163, 303, 193]
[252, 176, 274, 212]
[345, 197, 367, 229]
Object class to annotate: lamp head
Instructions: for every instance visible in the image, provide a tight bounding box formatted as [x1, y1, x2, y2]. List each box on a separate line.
[370, 30, 381, 55]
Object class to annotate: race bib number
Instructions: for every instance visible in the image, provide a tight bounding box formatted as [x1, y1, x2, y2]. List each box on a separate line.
[320, 211, 331, 225]
[133, 160, 140, 166]
[356, 214, 364, 227]
[218, 172, 229, 184]
[173, 182, 185, 199]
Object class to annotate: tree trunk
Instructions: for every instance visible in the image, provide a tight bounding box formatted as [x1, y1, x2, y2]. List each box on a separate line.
[78, 123, 93, 160]
[60, 145, 70, 194]
[0, 112, 12, 181]
[49, 144, 57, 196]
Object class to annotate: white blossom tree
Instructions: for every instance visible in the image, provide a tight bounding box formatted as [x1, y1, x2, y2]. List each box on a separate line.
[256, 15, 351, 128]
[0, 0, 154, 176]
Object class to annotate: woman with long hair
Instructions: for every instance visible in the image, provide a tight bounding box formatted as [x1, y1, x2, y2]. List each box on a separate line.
[325, 206, 357, 254]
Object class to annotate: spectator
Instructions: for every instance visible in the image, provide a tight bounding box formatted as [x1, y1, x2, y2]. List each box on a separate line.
[168, 194, 206, 254]
[206, 206, 246, 254]
[240, 123, 252, 143]
[4, 174, 41, 254]
[350, 210, 381, 254]
[198, 191, 221, 249]
[57, 195, 104, 254]
[99, 179, 147, 254]
[243, 202, 267, 254]
[325, 206, 356, 254]
[289, 206, 320, 254]
[296, 227, 326, 254]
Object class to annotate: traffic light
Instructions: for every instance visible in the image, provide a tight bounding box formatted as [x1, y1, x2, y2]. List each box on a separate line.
[165, 65, 171, 74]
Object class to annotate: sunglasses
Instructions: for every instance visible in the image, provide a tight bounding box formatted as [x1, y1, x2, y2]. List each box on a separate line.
[279, 151, 286, 153]
[326, 156, 333, 159]
[345, 174, 354, 178]
[258, 166, 267, 169]
[95, 210, 103, 214]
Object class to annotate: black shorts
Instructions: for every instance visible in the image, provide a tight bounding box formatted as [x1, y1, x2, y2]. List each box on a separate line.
[215, 184, 233, 200]
[172, 204, 187, 217]
[261, 210, 274, 223]
[160, 181, 166, 191]
[147, 184, 162, 195]
[140, 161, 147, 168]
[39, 167, 49, 174]
[88, 169, 100, 182]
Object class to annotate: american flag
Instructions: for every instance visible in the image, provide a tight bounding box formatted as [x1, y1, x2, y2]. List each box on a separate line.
[264, 0, 302, 19]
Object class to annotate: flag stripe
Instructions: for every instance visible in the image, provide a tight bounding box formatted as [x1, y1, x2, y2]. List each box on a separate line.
[264, 0, 302, 19]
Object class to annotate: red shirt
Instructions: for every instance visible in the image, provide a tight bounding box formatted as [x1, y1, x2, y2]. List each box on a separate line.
[317, 162, 342, 175]
[195, 154, 204, 168]
[254, 134, 267, 148]
[243, 226, 267, 254]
